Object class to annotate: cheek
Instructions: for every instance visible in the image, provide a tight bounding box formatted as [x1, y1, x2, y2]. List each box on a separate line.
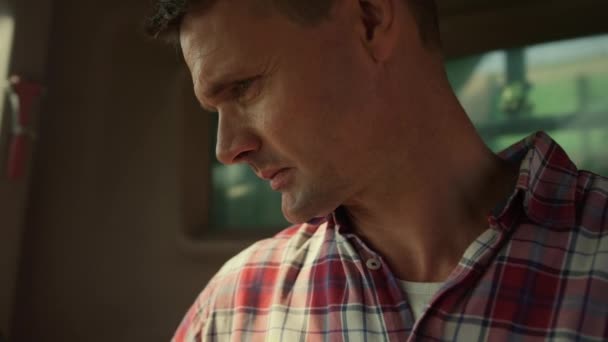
[260, 67, 338, 139]
[258, 45, 376, 165]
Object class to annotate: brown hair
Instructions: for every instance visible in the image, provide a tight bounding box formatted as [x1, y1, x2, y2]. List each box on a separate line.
[144, 0, 439, 47]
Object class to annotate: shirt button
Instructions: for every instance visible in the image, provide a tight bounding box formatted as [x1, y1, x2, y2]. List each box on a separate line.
[366, 258, 382, 270]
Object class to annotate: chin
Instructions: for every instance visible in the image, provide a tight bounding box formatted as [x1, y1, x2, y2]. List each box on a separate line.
[280, 191, 337, 225]
[280, 202, 314, 224]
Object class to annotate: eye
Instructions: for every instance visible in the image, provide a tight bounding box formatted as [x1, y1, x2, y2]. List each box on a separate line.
[231, 77, 260, 102]
[235, 79, 253, 93]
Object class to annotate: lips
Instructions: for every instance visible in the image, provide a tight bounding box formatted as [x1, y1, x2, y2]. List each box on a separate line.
[259, 168, 292, 190]
[260, 168, 284, 180]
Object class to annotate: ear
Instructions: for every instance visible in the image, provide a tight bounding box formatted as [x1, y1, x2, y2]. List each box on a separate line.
[357, 0, 396, 62]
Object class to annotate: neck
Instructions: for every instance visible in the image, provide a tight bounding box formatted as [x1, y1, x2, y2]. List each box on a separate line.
[342, 94, 519, 282]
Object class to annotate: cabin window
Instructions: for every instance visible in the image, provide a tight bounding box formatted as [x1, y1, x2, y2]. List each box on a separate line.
[447, 33, 608, 175]
[208, 114, 289, 232]
[207, 33, 608, 232]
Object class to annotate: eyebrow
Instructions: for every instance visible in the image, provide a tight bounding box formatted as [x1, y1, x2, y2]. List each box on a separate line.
[195, 55, 269, 113]
[194, 82, 217, 112]
[194, 80, 226, 113]
[203, 80, 231, 102]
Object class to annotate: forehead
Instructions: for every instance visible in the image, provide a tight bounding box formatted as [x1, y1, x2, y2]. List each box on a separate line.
[179, 1, 280, 86]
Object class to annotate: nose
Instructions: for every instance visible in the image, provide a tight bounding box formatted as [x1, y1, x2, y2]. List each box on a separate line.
[215, 112, 261, 165]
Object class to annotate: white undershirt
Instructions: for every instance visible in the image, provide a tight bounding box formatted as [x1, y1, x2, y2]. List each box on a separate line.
[398, 280, 444, 321]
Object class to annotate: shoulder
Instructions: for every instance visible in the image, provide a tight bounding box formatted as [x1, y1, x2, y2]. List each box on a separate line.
[211, 220, 328, 283]
[172, 221, 331, 341]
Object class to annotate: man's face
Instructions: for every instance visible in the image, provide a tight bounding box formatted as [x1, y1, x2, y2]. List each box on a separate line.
[180, 1, 396, 223]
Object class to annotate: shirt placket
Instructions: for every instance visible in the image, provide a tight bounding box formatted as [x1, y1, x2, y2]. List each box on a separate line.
[409, 207, 521, 341]
[341, 230, 417, 340]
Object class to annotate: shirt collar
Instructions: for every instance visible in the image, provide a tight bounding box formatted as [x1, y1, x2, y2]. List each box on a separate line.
[498, 131, 578, 229]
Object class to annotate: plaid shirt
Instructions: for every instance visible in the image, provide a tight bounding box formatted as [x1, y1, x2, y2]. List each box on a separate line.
[174, 132, 608, 341]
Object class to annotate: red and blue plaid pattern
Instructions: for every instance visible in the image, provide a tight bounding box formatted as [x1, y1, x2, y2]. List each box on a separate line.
[174, 132, 608, 341]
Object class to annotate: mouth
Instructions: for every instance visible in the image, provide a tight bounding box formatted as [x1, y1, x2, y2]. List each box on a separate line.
[260, 168, 292, 191]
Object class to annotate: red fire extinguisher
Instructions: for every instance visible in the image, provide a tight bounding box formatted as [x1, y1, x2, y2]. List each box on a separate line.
[5, 75, 43, 181]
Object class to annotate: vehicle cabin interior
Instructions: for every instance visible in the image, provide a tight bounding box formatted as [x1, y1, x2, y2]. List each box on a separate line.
[0, 0, 607, 340]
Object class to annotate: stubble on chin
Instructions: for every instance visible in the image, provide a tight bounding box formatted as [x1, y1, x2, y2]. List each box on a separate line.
[280, 184, 338, 225]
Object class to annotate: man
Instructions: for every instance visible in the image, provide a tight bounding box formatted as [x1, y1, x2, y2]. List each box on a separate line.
[146, 0, 608, 340]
